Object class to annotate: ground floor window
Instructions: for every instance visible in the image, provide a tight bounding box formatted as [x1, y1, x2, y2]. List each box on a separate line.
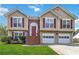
[14, 31, 23, 39]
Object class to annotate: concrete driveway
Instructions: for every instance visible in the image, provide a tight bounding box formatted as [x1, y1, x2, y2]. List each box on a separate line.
[49, 44, 79, 55]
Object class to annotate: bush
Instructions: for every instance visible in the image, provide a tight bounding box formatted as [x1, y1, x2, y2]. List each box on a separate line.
[6, 36, 13, 44]
[19, 36, 26, 43]
[0, 36, 8, 42]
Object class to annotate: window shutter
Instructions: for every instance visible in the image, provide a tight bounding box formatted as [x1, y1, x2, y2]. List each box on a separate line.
[54, 18, 56, 28]
[60, 19, 62, 29]
[22, 18, 24, 28]
[43, 18, 45, 28]
[11, 17, 13, 27]
[71, 20, 73, 29]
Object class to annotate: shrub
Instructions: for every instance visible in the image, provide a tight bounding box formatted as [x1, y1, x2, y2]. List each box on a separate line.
[6, 36, 13, 44]
[12, 38, 19, 44]
[19, 36, 26, 43]
[0, 36, 8, 42]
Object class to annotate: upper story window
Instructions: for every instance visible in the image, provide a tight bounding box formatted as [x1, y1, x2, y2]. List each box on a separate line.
[13, 17, 22, 27]
[62, 19, 71, 28]
[45, 17, 54, 28]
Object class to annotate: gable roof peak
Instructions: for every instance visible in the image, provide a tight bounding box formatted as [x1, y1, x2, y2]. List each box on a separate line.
[5, 8, 28, 17]
[52, 5, 78, 19]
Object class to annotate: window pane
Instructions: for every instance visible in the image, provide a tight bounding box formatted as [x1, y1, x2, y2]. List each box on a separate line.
[45, 18, 53, 28]
[18, 18, 22, 27]
[15, 33, 18, 35]
[15, 36, 19, 39]
[50, 19, 52, 22]
[15, 32, 19, 39]
[43, 36, 46, 38]
[14, 18, 17, 22]
[67, 36, 69, 39]
[51, 36, 54, 38]
[18, 18, 22, 23]
[63, 20, 66, 28]
[18, 23, 22, 27]
[63, 24, 66, 28]
[45, 23, 49, 28]
[14, 32, 22, 39]
[50, 23, 53, 28]
[45, 19, 48, 23]
[13, 17, 22, 27]
[14, 23, 17, 27]
[19, 33, 22, 36]
[67, 20, 70, 28]
[46, 36, 48, 38]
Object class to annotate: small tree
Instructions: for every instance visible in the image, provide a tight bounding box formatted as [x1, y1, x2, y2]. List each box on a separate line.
[0, 25, 8, 36]
[19, 36, 26, 44]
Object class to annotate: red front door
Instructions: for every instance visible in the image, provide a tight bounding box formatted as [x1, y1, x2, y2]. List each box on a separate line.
[32, 26, 36, 36]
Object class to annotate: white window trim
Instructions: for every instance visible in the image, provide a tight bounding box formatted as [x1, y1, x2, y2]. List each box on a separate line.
[12, 17, 22, 28]
[62, 19, 71, 29]
[44, 17, 54, 28]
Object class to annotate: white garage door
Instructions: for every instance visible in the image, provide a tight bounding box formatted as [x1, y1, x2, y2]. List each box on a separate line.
[42, 33, 55, 43]
[58, 34, 70, 44]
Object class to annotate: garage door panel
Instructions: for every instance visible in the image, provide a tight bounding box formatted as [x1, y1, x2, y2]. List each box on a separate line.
[42, 38, 55, 43]
[59, 39, 70, 43]
[42, 33, 54, 36]
[58, 34, 70, 44]
[42, 33, 55, 44]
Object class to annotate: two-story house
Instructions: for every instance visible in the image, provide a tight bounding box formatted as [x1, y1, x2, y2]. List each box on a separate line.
[5, 6, 78, 44]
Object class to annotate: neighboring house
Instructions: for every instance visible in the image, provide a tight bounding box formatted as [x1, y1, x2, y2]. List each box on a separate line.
[73, 33, 79, 39]
[5, 6, 78, 44]
[73, 33, 79, 42]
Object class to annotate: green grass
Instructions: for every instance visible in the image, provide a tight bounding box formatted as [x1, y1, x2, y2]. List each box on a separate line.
[0, 42, 58, 55]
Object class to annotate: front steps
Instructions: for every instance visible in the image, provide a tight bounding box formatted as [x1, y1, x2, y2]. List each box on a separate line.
[27, 36, 40, 45]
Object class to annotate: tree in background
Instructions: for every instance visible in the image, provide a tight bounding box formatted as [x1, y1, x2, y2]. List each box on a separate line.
[0, 25, 7, 36]
[0, 25, 8, 41]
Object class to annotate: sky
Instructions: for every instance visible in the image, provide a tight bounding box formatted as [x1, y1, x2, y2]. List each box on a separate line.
[0, 4, 79, 29]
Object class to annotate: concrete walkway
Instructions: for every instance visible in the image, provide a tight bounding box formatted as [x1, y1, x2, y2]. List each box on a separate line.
[49, 44, 79, 55]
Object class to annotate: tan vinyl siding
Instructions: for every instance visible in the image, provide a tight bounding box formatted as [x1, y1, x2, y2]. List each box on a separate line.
[40, 8, 75, 31]
[8, 11, 28, 30]
[53, 7, 74, 19]
[40, 11, 57, 30]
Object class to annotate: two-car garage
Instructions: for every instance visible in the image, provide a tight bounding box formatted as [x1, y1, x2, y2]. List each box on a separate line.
[41, 33, 71, 44]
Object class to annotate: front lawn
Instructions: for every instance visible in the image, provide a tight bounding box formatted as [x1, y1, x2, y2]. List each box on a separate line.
[0, 42, 58, 55]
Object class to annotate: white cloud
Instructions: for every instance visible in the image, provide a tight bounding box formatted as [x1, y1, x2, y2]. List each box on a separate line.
[0, 7, 9, 16]
[28, 5, 40, 12]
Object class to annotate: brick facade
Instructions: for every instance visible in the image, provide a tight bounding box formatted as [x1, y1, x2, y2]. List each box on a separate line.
[27, 17, 40, 44]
